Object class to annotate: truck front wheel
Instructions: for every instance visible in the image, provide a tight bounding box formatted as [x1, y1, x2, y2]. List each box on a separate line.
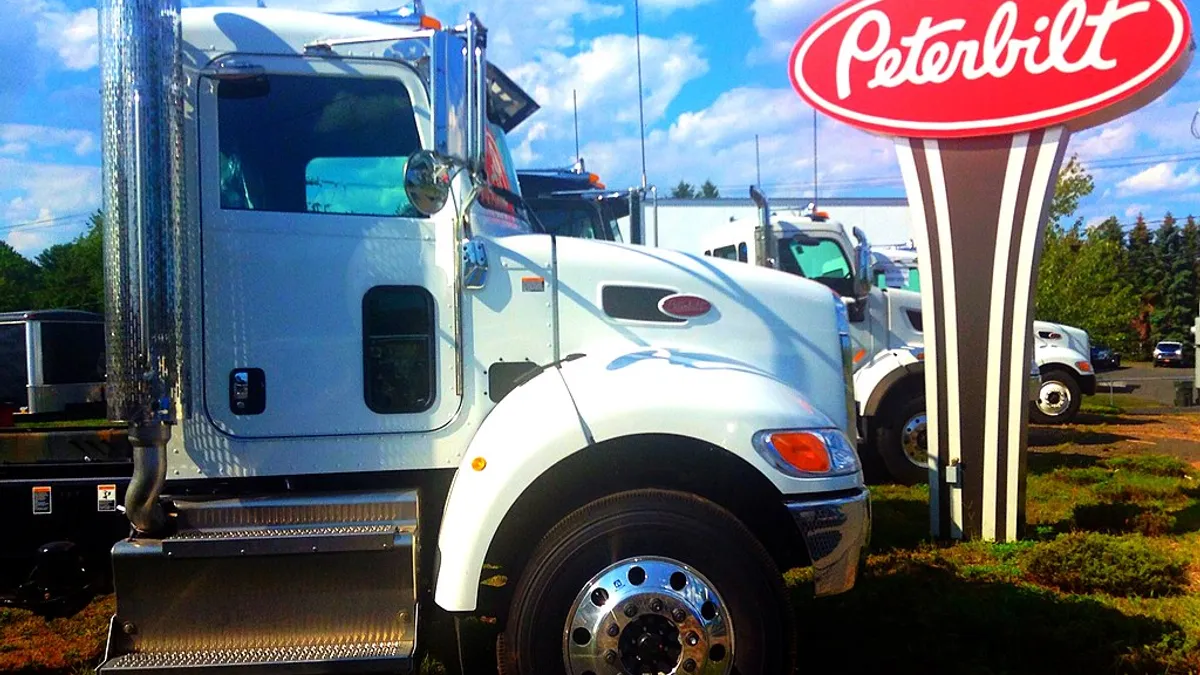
[875, 394, 929, 486]
[1030, 370, 1081, 424]
[499, 489, 794, 675]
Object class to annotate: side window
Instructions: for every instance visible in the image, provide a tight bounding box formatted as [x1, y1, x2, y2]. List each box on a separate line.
[363, 287, 436, 414]
[217, 74, 424, 218]
[738, 242, 747, 262]
[778, 239, 854, 296]
[712, 244, 738, 260]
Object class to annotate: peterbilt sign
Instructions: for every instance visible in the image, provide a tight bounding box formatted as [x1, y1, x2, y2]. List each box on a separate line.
[789, 0, 1193, 137]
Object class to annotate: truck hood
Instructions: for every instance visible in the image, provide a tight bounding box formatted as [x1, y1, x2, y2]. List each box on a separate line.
[550, 236, 849, 432]
[1034, 320, 1090, 358]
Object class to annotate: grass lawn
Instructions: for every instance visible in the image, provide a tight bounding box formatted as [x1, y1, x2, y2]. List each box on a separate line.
[4, 410, 1200, 674]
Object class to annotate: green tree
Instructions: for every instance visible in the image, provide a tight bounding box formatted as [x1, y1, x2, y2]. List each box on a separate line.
[1126, 213, 1156, 355]
[33, 212, 104, 313]
[1151, 212, 1194, 344]
[698, 180, 720, 199]
[0, 240, 39, 312]
[1035, 230, 1139, 354]
[670, 180, 696, 199]
[1047, 155, 1095, 231]
[1089, 215, 1124, 247]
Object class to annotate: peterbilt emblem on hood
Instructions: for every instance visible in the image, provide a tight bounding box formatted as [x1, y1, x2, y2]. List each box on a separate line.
[658, 294, 713, 319]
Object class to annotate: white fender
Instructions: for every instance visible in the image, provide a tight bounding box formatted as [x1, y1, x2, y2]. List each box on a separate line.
[1035, 344, 1092, 378]
[432, 348, 862, 612]
[853, 347, 923, 418]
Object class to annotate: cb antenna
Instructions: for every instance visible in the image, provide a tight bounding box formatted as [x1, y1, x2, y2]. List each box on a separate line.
[1192, 104, 1200, 139]
[634, 0, 648, 189]
[573, 89, 581, 171]
[812, 108, 819, 208]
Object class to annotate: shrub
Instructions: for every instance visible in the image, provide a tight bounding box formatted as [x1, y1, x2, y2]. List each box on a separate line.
[1072, 503, 1176, 536]
[1022, 533, 1188, 598]
[1101, 455, 1192, 478]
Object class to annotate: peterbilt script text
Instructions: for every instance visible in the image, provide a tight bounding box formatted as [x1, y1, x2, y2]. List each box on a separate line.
[836, 0, 1150, 100]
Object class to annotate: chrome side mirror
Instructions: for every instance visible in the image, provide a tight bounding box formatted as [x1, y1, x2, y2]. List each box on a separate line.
[851, 226, 872, 300]
[404, 150, 451, 216]
[462, 238, 488, 290]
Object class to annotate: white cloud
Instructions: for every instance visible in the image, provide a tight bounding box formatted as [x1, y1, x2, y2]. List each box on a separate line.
[505, 32, 709, 167]
[575, 87, 898, 198]
[34, 6, 98, 70]
[639, 0, 716, 13]
[0, 124, 96, 157]
[1116, 162, 1200, 195]
[1124, 204, 1153, 219]
[749, 0, 833, 63]
[0, 158, 100, 256]
[1070, 121, 1136, 160]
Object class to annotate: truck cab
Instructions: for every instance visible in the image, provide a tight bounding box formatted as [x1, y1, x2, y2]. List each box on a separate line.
[94, 4, 869, 674]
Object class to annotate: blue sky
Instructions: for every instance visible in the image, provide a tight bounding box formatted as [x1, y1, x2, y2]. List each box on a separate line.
[2, 0, 1200, 256]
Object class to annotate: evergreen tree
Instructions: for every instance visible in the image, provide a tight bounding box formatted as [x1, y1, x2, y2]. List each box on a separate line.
[1089, 216, 1124, 247]
[1035, 229, 1139, 354]
[1126, 214, 1156, 356]
[1152, 212, 1195, 343]
[698, 180, 720, 199]
[670, 181, 696, 199]
[0, 240, 39, 312]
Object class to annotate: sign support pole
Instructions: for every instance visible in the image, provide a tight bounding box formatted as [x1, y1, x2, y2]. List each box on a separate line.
[896, 130, 1069, 541]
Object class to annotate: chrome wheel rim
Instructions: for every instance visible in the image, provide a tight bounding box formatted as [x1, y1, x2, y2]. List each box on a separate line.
[901, 412, 928, 469]
[1037, 381, 1072, 417]
[563, 556, 733, 675]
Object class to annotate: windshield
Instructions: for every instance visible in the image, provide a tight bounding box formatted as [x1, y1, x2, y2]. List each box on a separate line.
[1157, 343, 1182, 352]
[217, 73, 424, 218]
[777, 237, 854, 297]
[526, 198, 614, 240]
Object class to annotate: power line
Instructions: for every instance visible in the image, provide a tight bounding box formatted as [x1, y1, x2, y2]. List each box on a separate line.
[0, 211, 93, 231]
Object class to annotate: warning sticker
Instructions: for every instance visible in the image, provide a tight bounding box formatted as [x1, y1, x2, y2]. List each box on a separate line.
[521, 276, 545, 293]
[97, 484, 117, 512]
[32, 486, 51, 515]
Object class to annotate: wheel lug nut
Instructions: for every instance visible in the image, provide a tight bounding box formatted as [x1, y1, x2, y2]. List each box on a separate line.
[683, 659, 696, 672]
[607, 623, 619, 637]
[604, 650, 617, 664]
[686, 631, 699, 646]
[650, 599, 663, 612]
[624, 604, 638, 618]
[672, 608, 686, 622]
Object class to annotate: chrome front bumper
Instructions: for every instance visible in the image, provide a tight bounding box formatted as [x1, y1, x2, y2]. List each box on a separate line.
[785, 487, 871, 597]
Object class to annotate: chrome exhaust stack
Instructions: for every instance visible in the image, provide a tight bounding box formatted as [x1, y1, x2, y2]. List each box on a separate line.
[98, 0, 186, 536]
[750, 185, 776, 269]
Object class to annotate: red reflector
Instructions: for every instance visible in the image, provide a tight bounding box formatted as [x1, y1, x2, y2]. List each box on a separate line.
[659, 294, 712, 319]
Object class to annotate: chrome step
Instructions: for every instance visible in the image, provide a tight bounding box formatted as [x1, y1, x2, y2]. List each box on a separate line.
[100, 489, 420, 672]
[101, 640, 413, 674]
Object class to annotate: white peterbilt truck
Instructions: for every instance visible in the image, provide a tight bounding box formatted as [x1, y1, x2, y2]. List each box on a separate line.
[871, 247, 1098, 426]
[93, 2, 868, 674]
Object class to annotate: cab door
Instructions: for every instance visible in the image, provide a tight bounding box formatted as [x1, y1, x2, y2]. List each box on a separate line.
[197, 55, 461, 438]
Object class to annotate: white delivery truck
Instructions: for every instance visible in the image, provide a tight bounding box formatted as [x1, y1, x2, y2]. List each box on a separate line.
[871, 250, 1098, 426]
[92, 2, 869, 674]
[669, 190, 1043, 485]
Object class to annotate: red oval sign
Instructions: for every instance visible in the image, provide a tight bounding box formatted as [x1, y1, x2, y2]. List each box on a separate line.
[659, 294, 712, 319]
[789, 0, 1193, 138]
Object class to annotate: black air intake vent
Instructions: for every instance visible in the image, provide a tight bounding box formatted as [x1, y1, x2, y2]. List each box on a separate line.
[906, 309, 923, 332]
[601, 286, 685, 324]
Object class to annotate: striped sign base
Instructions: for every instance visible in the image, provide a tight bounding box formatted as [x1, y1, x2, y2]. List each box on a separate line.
[895, 128, 1070, 542]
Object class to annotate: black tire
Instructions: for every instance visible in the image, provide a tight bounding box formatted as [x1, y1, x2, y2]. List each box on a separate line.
[1029, 370, 1082, 424]
[874, 394, 929, 486]
[499, 489, 795, 675]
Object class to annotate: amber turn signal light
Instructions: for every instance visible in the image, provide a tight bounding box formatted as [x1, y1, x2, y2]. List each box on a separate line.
[763, 432, 831, 473]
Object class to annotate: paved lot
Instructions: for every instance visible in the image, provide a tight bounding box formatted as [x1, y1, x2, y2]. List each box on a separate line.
[1093, 360, 1197, 408]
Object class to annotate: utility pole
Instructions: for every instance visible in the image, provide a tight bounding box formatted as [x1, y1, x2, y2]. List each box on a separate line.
[755, 134, 761, 188]
[573, 89, 581, 170]
[634, 0, 648, 189]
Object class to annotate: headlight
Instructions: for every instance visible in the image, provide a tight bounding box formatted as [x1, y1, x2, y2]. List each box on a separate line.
[753, 428, 860, 477]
